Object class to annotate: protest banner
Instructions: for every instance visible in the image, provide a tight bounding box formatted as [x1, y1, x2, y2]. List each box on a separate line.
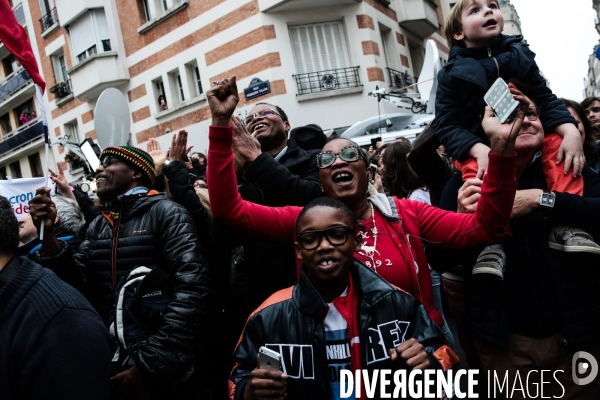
[0, 177, 55, 220]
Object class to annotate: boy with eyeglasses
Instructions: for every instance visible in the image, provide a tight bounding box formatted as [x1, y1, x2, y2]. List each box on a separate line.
[229, 197, 456, 400]
[436, 0, 600, 276]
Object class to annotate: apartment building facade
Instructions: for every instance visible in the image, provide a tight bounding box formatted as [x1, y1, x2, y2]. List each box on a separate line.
[3, 0, 456, 180]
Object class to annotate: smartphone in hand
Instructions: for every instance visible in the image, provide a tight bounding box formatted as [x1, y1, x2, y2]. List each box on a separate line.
[484, 77, 520, 124]
[258, 346, 281, 372]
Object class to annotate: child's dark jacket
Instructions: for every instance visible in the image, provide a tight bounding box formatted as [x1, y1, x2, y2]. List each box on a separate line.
[435, 34, 576, 162]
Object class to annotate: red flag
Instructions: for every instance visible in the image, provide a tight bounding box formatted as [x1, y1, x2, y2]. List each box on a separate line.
[0, 0, 45, 93]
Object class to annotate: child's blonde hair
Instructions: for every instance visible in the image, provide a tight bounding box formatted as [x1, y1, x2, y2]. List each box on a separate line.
[444, 0, 474, 47]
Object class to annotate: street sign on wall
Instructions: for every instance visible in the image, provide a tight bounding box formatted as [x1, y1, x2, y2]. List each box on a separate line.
[244, 78, 271, 101]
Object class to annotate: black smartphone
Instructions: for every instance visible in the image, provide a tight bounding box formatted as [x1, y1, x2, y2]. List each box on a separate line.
[371, 137, 382, 148]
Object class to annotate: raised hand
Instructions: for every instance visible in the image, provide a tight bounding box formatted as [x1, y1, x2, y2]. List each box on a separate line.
[147, 138, 168, 175]
[207, 76, 239, 127]
[169, 130, 193, 162]
[231, 115, 262, 171]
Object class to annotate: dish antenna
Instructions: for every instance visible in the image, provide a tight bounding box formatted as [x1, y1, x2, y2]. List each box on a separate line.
[417, 39, 440, 114]
[94, 88, 131, 149]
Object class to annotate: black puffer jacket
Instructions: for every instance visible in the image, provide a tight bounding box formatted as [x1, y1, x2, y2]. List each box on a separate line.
[37, 191, 218, 386]
[435, 34, 576, 161]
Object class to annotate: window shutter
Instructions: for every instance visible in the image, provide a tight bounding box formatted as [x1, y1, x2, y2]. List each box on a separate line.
[94, 9, 110, 42]
[289, 21, 349, 74]
[69, 12, 96, 58]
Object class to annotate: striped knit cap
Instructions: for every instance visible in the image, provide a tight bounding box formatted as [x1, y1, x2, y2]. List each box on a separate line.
[100, 146, 156, 187]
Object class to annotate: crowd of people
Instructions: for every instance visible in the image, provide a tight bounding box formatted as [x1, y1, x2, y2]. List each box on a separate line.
[1, 0, 600, 399]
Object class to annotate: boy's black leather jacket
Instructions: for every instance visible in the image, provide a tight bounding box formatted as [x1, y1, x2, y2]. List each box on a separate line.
[229, 261, 456, 399]
[436, 34, 576, 162]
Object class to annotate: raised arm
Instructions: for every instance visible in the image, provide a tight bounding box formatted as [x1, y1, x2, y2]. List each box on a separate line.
[206, 76, 300, 242]
[416, 104, 523, 247]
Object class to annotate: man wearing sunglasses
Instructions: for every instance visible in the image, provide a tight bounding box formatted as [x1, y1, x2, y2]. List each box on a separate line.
[230, 197, 454, 399]
[27, 146, 218, 399]
[209, 77, 323, 329]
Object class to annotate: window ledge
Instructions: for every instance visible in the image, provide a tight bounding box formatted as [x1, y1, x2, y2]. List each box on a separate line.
[55, 92, 74, 107]
[296, 86, 363, 102]
[68, 51, 118, 74]
[138, 0, 189, 34]
[41, 22, 59, 38]
[154, 93, 206, 119]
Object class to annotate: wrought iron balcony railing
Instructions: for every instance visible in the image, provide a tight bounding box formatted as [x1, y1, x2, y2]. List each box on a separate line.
[0, 68, 32, 104]
[293, 66, 361, 96]
[40, 8, 59, 32]
[0, 118, 43, 157]
[387, 67, 406, 91]
[49, 80, 72, 99]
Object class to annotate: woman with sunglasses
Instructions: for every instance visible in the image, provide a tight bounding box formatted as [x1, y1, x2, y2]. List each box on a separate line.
[207, 76, 522, 329]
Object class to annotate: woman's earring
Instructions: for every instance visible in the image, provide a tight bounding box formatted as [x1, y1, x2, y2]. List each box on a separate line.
[320, 184, 325, 192]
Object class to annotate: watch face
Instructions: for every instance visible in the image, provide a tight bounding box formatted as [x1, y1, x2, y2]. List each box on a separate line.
[80, 183, 90, 192]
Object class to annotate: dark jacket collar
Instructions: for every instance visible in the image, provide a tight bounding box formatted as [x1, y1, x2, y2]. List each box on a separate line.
[293, 260, 397, 318]
[280, 138, 319, 169]
[102, 191, 166, 222]
[447, 34, 523, 62]
[445, 34, 524, 89]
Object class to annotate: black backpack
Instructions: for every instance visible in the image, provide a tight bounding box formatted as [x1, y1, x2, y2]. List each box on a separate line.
[110, 266, 173, 370]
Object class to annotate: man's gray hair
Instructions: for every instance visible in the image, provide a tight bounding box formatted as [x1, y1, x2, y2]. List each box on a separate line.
[52, 195, 85, 236]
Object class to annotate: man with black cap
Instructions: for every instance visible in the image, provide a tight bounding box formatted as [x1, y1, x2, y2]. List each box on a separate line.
[29, 145, 217, 399]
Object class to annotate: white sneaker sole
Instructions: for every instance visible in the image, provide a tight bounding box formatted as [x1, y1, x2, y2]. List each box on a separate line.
[548, 242, 600, 255]
[472, 266, 504, 279]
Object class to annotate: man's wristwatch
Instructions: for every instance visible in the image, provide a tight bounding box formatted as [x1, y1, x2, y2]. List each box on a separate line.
[539, 191, 556, 213]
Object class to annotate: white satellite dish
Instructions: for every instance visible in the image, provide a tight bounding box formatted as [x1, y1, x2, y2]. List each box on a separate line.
[94, 88, 131, 149]
[417, 39, 440, 114]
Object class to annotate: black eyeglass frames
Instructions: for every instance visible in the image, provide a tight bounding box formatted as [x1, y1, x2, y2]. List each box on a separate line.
[296, 225, 353, 250]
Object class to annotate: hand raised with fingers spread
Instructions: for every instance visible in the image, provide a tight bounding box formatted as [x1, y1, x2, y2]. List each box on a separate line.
[147, 138, 168, 174]
[169, 130, 193, 162]
[207, 76, 239, 127]
[231, 115, 262, 170]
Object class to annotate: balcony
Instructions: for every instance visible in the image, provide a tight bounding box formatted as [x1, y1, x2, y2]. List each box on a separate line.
[0, 118, 43, 157]
[260, 0, 360, 13]
[67, 51, 129, 102]
[398, 0, 439, 39]
[40, 8, 59, 36]
[0, 69, 35, 115]
[54, 0, 104, 25]
[293, 66, 363, 101]
[386, 68, 407, 93]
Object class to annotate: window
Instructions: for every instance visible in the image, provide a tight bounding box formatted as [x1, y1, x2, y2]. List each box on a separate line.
[52, 51, 68, 83]
[141, 0, 151, 21]
[68, 9, 112, 64]
[176, 73, 184, 103]
[167, 70, 183, 106]
[28, 153, 43, 177]
[10, 161, 22, 179]
[408, 40, 424, 82]
[0, 113, 11, 136]
[38, 0, 55, 17]
[153, 77, 167, 111]
[0, 166, 6, 180]
[64, 120, 80, 143]
[184, 61, 203, 99]
[289, 21, 350, 74]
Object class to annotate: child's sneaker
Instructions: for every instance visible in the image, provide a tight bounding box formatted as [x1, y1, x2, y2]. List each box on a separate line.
[472, 244, 506, 279]
[548, 226, 600, 255]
